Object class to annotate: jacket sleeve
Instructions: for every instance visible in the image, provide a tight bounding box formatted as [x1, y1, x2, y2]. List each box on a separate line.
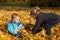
[19, 23, 25, 29]
[7, 23, 18, 34]
[32, 14, 44, 34]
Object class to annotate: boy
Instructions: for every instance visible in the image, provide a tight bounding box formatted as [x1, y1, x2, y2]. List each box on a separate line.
[30, 6, 60, 37]
[7, 14, 24, 38]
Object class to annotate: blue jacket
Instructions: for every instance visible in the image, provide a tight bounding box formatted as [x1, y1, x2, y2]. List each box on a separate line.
[7, 21, 24, 34]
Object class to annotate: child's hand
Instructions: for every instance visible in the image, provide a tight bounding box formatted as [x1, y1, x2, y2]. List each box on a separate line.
[14, 30, 19, 34]
[19, 29, 29, 36]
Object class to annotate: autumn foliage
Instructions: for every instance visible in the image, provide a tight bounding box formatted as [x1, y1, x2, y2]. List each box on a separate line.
[0, 9, 60, 40]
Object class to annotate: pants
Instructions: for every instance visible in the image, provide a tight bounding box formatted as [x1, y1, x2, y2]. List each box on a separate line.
[16, 32, 24, 38]
[8, 32, 24, 38]
[45, 21, 56, 36]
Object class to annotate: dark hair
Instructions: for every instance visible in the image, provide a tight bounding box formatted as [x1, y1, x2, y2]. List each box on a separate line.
[30, 6, 41, 16]
[11, 13, 19, 19]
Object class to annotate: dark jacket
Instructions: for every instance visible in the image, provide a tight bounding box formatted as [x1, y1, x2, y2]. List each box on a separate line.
[32, 12, 60, 34]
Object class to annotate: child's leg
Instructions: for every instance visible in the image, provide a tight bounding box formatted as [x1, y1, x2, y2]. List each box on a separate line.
[16, 32, 24, 38]
[58, 16, 60, 22]
[45, 22, 54, 37]
[45, 24, 52, 36]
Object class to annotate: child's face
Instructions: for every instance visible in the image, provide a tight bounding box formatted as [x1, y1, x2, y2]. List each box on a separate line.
[31, 15, 36, 19]
[30, 10, 39, 19]
[13, 16, 20, 23]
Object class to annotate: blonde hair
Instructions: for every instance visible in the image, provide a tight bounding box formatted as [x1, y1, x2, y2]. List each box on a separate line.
[30, 6, 41, 16]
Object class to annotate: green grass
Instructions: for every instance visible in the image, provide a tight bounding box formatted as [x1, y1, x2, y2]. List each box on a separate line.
[0, 5, 60, 11]
[0, 6, 31, 10]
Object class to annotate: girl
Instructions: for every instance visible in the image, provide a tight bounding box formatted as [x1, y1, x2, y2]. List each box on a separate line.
[30, 6, 60, 37]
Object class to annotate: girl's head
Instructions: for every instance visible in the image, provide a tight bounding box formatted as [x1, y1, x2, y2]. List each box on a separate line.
[11, 13, 20, 23]
[30, 6, 41, 19]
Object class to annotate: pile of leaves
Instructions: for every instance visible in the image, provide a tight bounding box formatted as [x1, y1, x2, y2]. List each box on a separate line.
[0, 9, 60, 40]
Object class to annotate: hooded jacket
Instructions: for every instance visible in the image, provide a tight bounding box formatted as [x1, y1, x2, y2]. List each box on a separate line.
[7, 20, 24, 34]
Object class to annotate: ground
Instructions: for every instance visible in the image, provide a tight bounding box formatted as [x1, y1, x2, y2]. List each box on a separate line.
[0, 8, 60, 40]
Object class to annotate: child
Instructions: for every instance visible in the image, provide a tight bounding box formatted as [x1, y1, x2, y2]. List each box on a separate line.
[30, 6, 60, 37]
[7, 14, 24, 38]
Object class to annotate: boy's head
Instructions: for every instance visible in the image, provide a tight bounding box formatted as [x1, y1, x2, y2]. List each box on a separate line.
[11, 13, 20, 23]
[30, 6, 41, 19]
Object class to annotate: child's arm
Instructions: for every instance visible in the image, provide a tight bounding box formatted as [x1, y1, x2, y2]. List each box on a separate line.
[19, 23, 25, 29]
[32, 14, 44, 34]
[8, 23, 18, 34]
